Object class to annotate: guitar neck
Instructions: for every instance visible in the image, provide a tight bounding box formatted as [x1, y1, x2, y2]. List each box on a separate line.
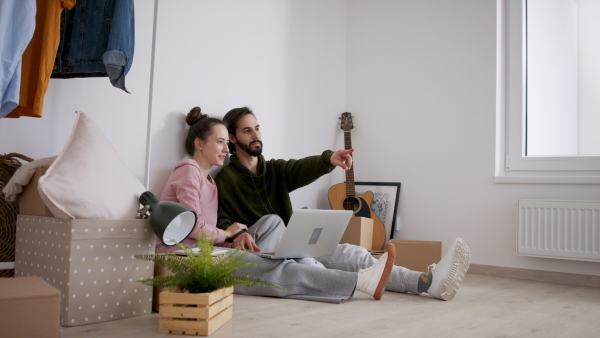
[344, 129, 356, 197]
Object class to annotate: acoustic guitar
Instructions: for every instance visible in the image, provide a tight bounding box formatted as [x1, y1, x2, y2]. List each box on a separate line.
[328, 112, 386, 250]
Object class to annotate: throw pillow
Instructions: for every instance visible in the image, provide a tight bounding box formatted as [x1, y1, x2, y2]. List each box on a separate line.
[38, 111, 145, 219]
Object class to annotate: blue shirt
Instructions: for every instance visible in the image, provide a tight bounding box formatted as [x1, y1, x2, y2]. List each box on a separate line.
[0, 0, 36, 118]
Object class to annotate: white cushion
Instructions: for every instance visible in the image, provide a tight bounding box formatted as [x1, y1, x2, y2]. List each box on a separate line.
[38, 111, 145, 219]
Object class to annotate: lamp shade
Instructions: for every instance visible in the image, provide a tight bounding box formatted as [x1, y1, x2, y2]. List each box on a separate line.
[139, 191, 197, 246]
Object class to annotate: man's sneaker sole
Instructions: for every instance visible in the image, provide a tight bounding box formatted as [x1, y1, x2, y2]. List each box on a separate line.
[432, 238, 470, 301]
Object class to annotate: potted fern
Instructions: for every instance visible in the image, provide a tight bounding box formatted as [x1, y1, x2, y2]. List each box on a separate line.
[135, 233, 280, 336]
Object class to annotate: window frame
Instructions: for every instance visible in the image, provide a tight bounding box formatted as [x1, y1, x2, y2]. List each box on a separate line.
[495, 0, 600, 184]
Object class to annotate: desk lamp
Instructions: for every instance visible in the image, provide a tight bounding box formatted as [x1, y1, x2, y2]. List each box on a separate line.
[139, 191, 196, 246]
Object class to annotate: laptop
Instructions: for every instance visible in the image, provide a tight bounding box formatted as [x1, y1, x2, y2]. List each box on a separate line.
[257, 209, 353, 259]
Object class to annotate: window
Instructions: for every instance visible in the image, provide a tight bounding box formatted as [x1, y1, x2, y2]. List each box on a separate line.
[496, 0, 600, 183]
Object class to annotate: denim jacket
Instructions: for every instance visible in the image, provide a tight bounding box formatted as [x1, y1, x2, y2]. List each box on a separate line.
[52, 0, 134, 93]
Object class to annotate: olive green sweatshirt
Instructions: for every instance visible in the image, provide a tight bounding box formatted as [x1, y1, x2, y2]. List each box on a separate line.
[215, 150, 335, 230]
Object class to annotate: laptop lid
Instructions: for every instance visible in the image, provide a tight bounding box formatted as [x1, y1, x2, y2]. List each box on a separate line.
[264, 209, 353, 259]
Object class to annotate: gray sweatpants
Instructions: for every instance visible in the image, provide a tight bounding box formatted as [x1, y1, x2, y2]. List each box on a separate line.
[233, 215, 422, 303]
[234, 215, 357, 303]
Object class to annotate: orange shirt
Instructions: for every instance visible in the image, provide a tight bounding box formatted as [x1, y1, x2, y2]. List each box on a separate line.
[7, 0, 76, 118]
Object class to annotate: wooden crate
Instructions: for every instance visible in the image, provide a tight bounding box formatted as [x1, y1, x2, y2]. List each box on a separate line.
[159, 286, 234, 336]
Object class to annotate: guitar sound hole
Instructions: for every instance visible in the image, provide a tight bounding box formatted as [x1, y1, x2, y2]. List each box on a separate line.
[342, 197, 360, 212]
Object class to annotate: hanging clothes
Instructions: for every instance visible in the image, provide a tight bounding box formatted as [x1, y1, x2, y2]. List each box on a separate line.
[51, 0, 135, 94]
[6, 0, 76, 119]
[0, 0, 36, 119]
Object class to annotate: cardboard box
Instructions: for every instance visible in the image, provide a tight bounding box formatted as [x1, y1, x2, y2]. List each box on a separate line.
[0, 276, 61, 338]
[18, 166, 53, 217]
[340, 216, 373, 251]
[389, 239, 442, 272]
[14, 215, 155, 326]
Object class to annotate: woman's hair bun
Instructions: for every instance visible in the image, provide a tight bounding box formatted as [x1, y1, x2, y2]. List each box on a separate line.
[186, 106, 208, 126]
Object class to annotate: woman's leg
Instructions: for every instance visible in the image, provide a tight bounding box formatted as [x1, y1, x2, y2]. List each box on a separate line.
[247, 214, 286, 252]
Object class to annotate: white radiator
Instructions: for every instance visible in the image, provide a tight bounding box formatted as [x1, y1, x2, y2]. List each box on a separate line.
[517, 200, 600, 262]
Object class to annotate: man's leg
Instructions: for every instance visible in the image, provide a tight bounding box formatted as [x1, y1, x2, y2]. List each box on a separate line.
[317, 240, 471, 300]
[234, 243, 396, 303]
[316, 243, 422, 294]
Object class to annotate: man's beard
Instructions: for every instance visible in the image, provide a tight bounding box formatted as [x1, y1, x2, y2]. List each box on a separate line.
[238, 139, 263, 156]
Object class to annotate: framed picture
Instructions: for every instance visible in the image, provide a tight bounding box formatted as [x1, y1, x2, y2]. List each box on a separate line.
[355, 182, 401, 243]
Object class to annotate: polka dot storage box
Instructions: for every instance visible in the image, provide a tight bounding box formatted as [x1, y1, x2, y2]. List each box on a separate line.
[14, 215, 155, 327]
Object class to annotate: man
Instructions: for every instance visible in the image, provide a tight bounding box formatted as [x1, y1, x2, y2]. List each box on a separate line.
[216, 107, 471, 301]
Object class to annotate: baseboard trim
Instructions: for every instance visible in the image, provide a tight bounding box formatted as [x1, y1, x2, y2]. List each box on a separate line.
[468, 264, 600, 288]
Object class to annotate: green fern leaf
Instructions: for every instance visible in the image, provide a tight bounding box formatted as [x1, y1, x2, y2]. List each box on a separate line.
[136, 232, 284, 293]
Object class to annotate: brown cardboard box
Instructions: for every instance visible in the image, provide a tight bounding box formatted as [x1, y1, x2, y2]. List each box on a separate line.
[390, 239, 442, 272]
[18, 166, 53, 217]
[0, 276, 61, 338]
[340, 216, 373, 251]
[14, 215, 155, 326]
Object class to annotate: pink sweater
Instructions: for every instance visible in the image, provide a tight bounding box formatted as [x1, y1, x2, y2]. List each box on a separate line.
[156, 159, 227, 252]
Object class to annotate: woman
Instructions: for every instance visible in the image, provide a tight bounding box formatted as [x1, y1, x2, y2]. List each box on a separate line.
[157, 107, 246, 252]
[156, 107, 396, 303]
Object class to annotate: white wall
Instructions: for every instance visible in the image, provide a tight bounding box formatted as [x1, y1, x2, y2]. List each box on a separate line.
[345, 0, 599, 276]
[578, 0, 600, 155]
[1, 0, 599, 276]
[147, 0, 348, 211]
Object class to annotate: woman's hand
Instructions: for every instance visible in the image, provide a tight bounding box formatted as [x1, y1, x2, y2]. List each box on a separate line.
[232, 232, 261, 252]
[224, 222, 248, 238]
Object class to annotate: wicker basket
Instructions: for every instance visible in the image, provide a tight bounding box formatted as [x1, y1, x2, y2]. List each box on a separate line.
[0, 153, 33, 278]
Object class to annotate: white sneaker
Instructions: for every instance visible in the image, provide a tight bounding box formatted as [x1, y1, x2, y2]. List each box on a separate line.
[427, 238, 471, 301]
[356, 243, 395, 300]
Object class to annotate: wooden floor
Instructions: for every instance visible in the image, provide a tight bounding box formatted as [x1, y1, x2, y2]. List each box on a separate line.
[61, 273, 600, 337]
